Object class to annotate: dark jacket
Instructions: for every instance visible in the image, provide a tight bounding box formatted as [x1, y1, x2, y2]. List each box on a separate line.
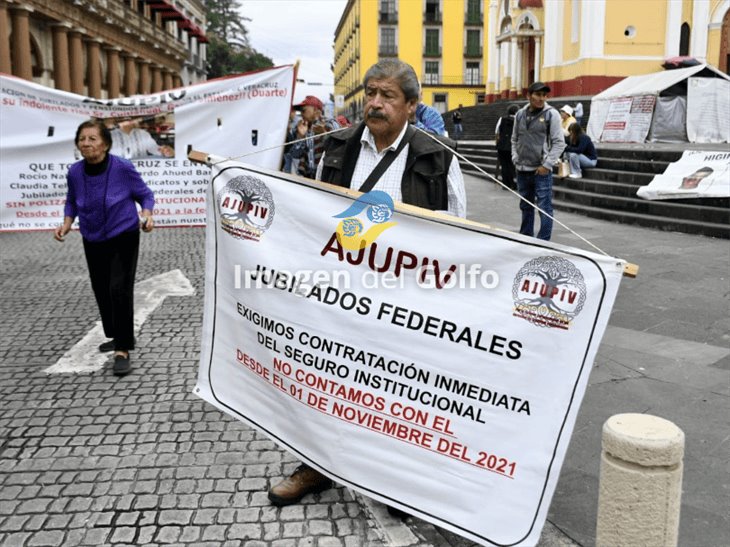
[511, 103, 566, 171]
[565, 133, 597, 160]
[319, 122, 454, 211]
[495, 115, 514, 151]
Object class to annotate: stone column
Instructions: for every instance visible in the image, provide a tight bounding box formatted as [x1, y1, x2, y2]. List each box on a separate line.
[173, 74, 182, 88]
[51, 24, 71, 91]
[509, 36, 519, 99]
[515, 39, 523, 94]
[533, 37, 541, 83]
[150, 65, 162, 93]
[68, 30, 85, 94]
[0, 3, 12, 75]
[10, 5, 33, 80]
[486, 0, 498, 101]
[138, 60, 151, 94]
[85, 38, 102, 98]
[123, 53, 137, 96]
[162, 69, 173, 91]
[105, 46, 121, 98]
[494, 42, 501, 97]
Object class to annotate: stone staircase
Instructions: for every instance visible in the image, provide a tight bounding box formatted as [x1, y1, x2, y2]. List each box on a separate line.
[457, 141, 730, 238]
[445, 98, 592, 141]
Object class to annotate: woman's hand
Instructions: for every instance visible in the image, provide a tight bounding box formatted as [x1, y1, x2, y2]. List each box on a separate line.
[54, 218, 73, 242]
[140, 210, 154, 233]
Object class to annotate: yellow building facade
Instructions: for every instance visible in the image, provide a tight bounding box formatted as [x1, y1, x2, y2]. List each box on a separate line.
[334, 0, 729, 115]
[334, 0, 489, 121]
[488, 0, 729, 100]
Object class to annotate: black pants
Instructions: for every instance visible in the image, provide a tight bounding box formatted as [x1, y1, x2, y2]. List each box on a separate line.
[83, 230, 139, 351]
[497, 149, 516, 189]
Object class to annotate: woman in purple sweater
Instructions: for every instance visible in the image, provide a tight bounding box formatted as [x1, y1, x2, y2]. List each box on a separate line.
[54, 120, 155, 376]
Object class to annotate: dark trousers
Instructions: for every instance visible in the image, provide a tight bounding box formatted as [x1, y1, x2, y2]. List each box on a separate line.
[83, 230, 139, 351]
[497, 149, 516, 189]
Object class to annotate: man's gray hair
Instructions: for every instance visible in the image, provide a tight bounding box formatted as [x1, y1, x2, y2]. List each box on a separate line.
[363, 59, 420, 102]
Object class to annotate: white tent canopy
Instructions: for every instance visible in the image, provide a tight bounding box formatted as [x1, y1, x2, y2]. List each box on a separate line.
[587, 64, 730, 143]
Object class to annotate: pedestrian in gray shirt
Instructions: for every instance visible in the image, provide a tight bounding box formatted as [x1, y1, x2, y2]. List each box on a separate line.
[511, 81, 566, 240]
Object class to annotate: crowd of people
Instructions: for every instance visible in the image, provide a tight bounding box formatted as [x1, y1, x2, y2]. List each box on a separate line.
[279, 80, 595, 245]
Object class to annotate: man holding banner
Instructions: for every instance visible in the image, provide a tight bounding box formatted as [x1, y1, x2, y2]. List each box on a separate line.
[267, 58, 466, 507]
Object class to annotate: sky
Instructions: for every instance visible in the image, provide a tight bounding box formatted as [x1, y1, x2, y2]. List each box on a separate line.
[238, 0, 348, 104]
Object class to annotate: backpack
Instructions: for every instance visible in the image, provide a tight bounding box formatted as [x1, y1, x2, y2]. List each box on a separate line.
[496, 116, 514, 150]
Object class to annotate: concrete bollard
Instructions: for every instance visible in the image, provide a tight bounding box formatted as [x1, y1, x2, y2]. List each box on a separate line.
[596, 413, 685, 547]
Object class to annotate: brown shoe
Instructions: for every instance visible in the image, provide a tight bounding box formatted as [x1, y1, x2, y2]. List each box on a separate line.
[268, 464, 332, 506]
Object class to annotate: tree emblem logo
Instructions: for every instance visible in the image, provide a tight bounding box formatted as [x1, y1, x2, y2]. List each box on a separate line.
[512, 256, 587, 330]
[217, 175, 275, 242]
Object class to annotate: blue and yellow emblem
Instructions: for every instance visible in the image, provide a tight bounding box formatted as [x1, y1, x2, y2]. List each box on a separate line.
[333, 190, 396, 250]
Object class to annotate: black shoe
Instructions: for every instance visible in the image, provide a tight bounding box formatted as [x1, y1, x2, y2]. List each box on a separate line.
[98, 340, 115, 352]
[386, 505, 411, 519]
[99, 337, 135, 353]
[113, 354, 131, 376]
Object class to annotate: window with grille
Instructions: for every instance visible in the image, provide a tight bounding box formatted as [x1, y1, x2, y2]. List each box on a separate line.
[465, 62, 481, 85]
[425, 28, 440, 56]
[465, 29, 481, 56]
[424, 61, 440, 85]
[380, 27, 397, 56]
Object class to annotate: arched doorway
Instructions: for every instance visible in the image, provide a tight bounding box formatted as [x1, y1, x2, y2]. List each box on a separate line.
[679, 23, 690, 57]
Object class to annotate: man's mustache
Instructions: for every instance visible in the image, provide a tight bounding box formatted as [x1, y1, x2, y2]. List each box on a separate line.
[367, 111, 387, 120]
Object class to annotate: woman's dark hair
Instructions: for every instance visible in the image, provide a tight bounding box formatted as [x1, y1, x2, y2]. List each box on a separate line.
[568, 122, 584, 143]
[507, 104, 519, 115]
[75, 119, 112, 149]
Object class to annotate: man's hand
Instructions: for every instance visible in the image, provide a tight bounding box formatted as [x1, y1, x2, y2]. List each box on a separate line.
[296, 119, 309, 138]
[536, 166, 550, 176]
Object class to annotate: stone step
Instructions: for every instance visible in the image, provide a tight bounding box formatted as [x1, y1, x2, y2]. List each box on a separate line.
[593, 157, 672, 175]
[578, 168, 654, 186]
[552, 185, 729, 225]
[457, 141, 729, 238]
[552, 199, 730, 239]
[594, 147, 682, 162]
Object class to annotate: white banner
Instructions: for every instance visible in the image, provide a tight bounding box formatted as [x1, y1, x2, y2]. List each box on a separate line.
[637, 150, 730, 200]
[195, 159, 625, 546]
[687, 77, 730, 143]
[0, 67, 294, 231]
[600, 95, 655, 143]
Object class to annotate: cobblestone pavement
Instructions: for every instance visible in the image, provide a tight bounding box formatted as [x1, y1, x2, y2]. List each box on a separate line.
[0, 226, 394, 547]
[1, 171, 728, 547]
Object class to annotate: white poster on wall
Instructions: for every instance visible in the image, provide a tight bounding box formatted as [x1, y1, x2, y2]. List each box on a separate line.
[0, 66, 294, 231]
[600, 95, 656, 143]
[195, 158, 626, 546]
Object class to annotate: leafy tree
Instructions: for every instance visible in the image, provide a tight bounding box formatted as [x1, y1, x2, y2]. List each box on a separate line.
[204, 0, 274, 78]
